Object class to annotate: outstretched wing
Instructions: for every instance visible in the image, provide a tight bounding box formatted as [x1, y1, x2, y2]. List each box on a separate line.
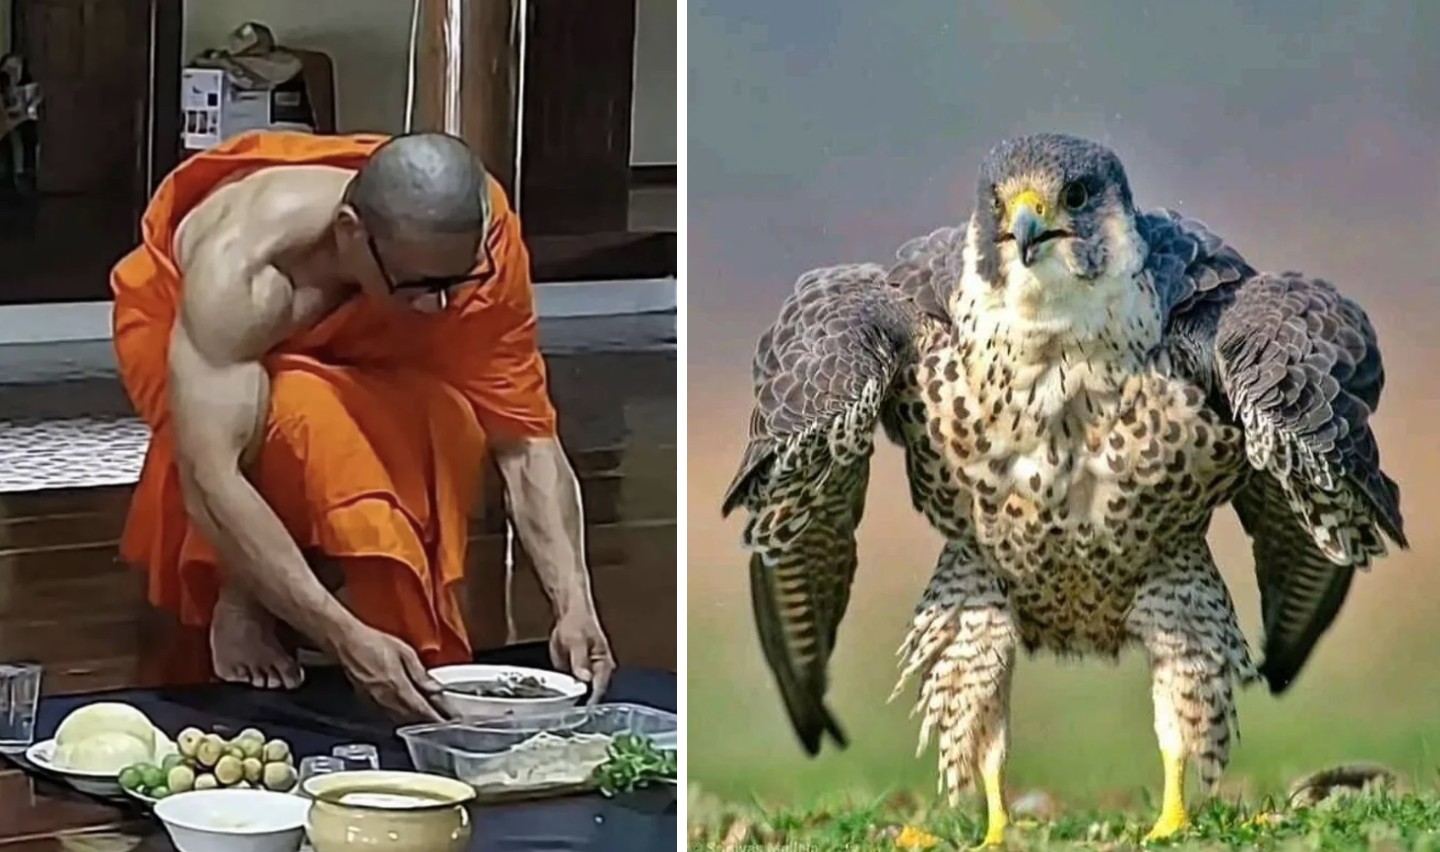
[1215, 272, 1405, 691]
[723, 261, 924, 755]
[1149, 210, 1407, 693]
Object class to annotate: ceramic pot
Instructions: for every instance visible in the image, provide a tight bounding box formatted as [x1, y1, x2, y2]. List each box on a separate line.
[302, 770, 475, 852]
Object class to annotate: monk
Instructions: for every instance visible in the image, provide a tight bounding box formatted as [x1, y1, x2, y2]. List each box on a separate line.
[110, 129, 614, 722]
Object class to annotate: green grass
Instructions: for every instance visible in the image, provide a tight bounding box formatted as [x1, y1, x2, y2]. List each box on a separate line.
[687, 785, 1440, 850]
[688, 504, 1440, 850]
[687, 590, 1440, 850]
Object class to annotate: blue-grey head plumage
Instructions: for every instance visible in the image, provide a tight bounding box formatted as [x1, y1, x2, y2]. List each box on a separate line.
[971, 133, 1137, 284]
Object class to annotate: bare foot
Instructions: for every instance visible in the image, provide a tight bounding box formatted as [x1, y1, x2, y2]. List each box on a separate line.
[210, 585, 305, 690]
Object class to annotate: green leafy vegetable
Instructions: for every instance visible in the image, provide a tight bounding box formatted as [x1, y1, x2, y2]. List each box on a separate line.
[590, 734, 677, 796]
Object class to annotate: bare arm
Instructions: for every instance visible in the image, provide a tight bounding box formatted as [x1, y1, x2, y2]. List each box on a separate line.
[491, 435, 595, 615]
[492, 434, 614, 697]
[167, 257, 362, 654]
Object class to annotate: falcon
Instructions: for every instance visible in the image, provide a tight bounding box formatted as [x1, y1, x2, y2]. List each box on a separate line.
[721, 133, 1406, 846]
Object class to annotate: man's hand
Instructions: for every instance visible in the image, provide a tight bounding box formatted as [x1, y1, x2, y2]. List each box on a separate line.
[550, 606, 615, 705]
[333, 623, 448, 723]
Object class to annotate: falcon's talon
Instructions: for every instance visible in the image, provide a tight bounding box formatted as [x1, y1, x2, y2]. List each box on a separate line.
[1142, 810, 1190, 843]
[726, 131, 1405, 838]
[1142, 745, 1191, 843]
[974, 766, 1010, 851]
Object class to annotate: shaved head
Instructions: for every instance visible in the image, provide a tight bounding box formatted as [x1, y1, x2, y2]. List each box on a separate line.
[345, 132, 490, 241]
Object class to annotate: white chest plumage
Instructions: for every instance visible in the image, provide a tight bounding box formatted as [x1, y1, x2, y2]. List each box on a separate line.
[892, 221, 1247, 589]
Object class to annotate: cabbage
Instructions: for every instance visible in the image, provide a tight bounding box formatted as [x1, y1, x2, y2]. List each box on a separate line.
[54, 731, 154, 773]
[54, 702, 157, 756]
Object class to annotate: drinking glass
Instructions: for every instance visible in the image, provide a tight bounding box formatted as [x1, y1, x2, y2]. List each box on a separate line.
[331, 743, 380, 770]
[0, 662, 42, 755]
[297, 755, 348, 795]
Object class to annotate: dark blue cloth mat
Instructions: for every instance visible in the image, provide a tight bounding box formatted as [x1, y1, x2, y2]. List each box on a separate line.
[28, 642, 679, 851]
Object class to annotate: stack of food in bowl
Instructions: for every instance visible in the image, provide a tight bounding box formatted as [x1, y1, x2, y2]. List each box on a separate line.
[426, 663, 590, 720]
[23, 703, 316, 851]
[24, 702, 180, 797]
[403, 664, 680, 810]
[120, 726, 298, 803]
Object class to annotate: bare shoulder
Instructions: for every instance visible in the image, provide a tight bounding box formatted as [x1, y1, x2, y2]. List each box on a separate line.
[172, 164, 353, 362]
[174, 164, 353, 272]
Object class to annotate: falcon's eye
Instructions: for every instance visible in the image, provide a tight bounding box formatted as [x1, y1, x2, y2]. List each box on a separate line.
[1062, 181, 1089, 211]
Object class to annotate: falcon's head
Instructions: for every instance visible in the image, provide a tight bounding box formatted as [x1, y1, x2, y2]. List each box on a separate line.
[970, 134, 1145, 318]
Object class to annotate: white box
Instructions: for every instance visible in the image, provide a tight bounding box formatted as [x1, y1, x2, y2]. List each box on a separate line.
[180, 67, 274, 151]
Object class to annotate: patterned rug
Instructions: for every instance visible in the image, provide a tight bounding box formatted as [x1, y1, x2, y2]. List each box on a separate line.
[0, 416, 149, 492]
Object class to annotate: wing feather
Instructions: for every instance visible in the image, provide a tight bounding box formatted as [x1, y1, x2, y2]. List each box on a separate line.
[1152, 210, 1407, 693]
[723, 261, 922, 754]
[885, 226, 964, 324]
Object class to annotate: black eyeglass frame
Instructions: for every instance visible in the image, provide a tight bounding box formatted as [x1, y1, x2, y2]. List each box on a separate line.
[364, 229, 497, 299]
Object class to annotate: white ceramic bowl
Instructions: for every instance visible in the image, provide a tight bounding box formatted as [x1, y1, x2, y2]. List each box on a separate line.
[24, 733, 180, 797]
[154, 789, 310, 852]
[24, 739, 122, 796]
[428, 664, 586, 721]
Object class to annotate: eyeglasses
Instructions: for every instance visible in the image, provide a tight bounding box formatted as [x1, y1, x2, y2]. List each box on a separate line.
[365, 230, 497, 307]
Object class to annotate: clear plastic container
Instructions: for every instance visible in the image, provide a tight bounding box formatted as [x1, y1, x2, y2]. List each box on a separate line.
[396, 702, 677, 801]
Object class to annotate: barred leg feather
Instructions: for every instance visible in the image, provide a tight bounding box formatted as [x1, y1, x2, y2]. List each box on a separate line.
[893, 543, 1016, 805]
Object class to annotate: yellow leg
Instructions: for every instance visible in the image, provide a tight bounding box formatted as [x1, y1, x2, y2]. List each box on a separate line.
[1143, 746, 1190, 842]
[970, 764, 1009, 849]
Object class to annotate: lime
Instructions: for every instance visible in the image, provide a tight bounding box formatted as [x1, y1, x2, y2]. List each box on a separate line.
[149, 785, 171, 799]
[140, 765, 165, 790]
[118, 766, 144, 791]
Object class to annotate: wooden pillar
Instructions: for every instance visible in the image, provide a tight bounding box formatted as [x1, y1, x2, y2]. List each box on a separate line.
[414, 0, 521, 201]
[146, 0, 182, 196]
[417, 0, 640, 236]
[518, 0, 637, 235]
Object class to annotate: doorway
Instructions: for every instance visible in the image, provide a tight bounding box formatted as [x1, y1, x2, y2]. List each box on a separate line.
[0, 0, 180, 305]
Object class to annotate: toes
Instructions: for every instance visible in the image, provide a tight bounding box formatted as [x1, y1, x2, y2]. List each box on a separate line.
[280, 664, 305, 691]
[220, 664, 251, 685]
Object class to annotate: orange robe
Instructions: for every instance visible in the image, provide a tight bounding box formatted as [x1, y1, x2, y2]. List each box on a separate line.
[111, 130, 557, 678]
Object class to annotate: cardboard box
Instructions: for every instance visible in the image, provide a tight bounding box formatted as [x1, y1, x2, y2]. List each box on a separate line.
[180, 67, 314, 151]
[180, 67, 271, 150]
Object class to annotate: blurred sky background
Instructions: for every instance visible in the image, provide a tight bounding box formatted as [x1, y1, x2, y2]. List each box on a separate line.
[688, 0, 1440, 807]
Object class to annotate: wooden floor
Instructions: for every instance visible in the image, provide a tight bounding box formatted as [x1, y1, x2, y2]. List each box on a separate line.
[0, 317, 676, 695]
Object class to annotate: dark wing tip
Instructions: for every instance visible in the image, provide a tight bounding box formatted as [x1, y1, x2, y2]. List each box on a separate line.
[793, 702, 849, 755]
[1260, 658, 1300, 695]
[749, 554, 850, 757]
[1257, 563, 1356, 697]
